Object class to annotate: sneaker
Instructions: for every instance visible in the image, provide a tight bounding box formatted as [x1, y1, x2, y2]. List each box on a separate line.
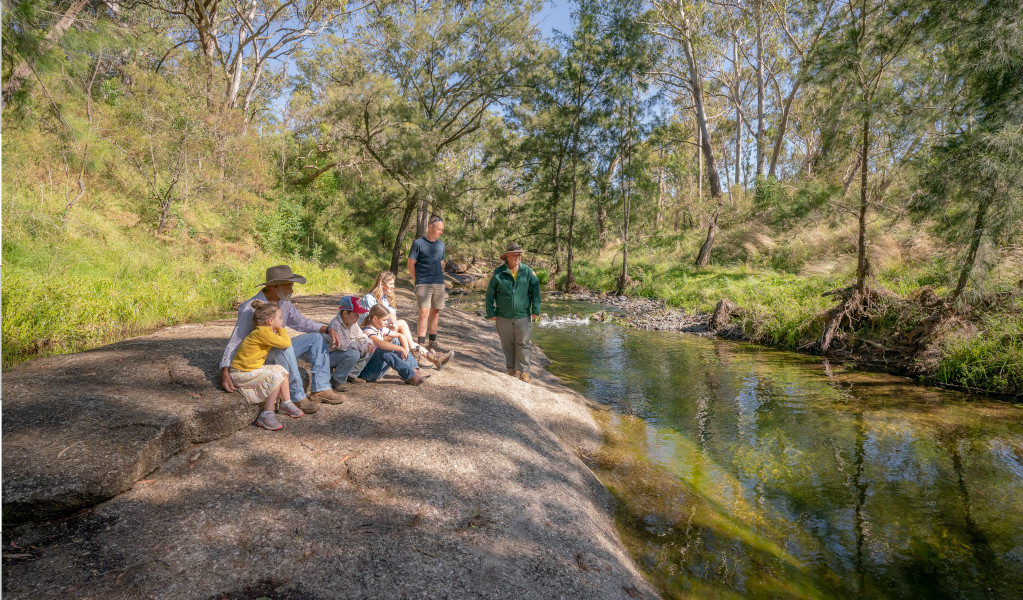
[505, 369, 518, 376]
[346, 376, 366, 384]
[279, 400, 304, 418]
[331, 379, 347, 393]
[309, 388, 345, 405]
[404, 374, 426, 386]
[256, 411, 283, 431]
[295, 399, 320, 414]
[519, 372, 530, 383]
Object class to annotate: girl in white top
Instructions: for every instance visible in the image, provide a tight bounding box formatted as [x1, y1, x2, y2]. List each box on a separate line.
[362, 271, 453, 369]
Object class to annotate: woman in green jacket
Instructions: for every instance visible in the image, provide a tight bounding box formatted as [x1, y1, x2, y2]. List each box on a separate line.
[485, 242, 542, 383]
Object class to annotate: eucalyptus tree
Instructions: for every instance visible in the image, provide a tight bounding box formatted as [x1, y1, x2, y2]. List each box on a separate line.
[146, 0, 362, 115]
[311, 0, 542, 273]
[649, 0, 726, 267]
[761, 0, 841, 178]
[913, 0, 1023, 307]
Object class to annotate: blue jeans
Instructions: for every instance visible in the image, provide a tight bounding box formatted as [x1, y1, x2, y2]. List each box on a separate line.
[266, 332, 332, 401]
[359, 349, 419, 382]
[329, 348, 373, 383]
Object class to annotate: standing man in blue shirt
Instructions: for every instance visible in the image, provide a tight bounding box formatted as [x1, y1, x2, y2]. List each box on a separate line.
[408, 216, 448, 352]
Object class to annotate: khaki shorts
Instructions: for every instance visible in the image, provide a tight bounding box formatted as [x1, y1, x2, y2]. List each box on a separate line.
[414, 283, 446, 309]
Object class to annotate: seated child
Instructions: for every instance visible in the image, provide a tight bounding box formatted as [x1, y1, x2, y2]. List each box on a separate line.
[228, 300, 303, 431]
[361, 271, 454, 369]
[327, 295, 376, 391]
[359, 304, 426, 386]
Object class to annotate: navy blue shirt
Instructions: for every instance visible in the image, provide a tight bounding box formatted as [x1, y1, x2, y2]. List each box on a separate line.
[409, 237, 446, 285]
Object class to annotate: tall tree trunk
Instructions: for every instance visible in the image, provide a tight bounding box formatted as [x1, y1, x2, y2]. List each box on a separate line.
[617, 136, 632, 295]
[733, 35, 742, 189]
[856, 112, 870, 293]
[416, 196, 429, 238]
[390, 194, 418, 274]
[695, 210, 719, 267]
[767, 82, 800, 178]
[949, 194, 992, 305]
[697, 120, 703, 200]
[656, 148, 665, 228]
[565, 119, 581, 290]
[683, 34, 723, 267]
[755, 3, 765, 177]
[549, 151, 567, 278]
[2, 0, 91, 107]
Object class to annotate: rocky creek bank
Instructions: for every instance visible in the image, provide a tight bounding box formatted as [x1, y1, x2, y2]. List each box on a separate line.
[2, 291, 658, 600]
[541, 289, 982, 391]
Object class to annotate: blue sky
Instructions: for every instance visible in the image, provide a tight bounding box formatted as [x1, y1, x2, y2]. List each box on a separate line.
[535, 1, 575, 39]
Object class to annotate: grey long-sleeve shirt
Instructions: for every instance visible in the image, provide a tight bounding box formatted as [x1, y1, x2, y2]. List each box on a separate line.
[219, 291, 323, 369]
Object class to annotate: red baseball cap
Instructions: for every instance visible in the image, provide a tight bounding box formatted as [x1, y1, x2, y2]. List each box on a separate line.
[338, 295, 368, 314]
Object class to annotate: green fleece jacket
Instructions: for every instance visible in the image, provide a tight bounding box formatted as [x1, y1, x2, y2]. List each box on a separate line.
[485, 263, 541, 320]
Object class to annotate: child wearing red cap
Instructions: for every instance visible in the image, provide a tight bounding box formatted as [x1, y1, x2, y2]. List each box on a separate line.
[327, 295, 376, 392]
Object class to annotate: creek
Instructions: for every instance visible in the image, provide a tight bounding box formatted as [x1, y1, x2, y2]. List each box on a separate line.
[530, 297, 1023, 599]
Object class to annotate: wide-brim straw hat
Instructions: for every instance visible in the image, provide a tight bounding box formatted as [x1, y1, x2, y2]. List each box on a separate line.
[500, 242, 525, 260]
[256, 264, 307, 287]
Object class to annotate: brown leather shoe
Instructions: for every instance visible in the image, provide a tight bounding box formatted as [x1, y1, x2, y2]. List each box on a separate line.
[296, 399, 320, 414]
[309, 388, 345, 405]
[404, 374, 426, 386]
[519, 372, 530, 383]
[505, 369, 518, 376]
[347, 376, 366, 384]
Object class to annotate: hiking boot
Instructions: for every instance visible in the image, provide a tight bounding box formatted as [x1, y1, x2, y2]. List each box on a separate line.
[437, 350, 454, 369]
[404, 374, 426, 386]
[519, 372, 530, 383]
[331, 379, 347, 393]
[427, 340, 447, 353]
[505, 369, 518, 376]
[346, 376, 366, 384]
[426, 349, 455, 370]
[309, 388, 345, 405]
[295, 399, 320, 414]
[256, 412, 283, 431]
[278, 400, 304, 418]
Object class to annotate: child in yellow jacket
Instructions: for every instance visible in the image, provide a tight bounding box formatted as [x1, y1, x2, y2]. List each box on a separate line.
[228, 300, 303, 430]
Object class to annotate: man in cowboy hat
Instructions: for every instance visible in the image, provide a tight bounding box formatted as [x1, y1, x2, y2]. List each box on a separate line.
[220, 265, 345, 411]
[485, 242, 541, 383]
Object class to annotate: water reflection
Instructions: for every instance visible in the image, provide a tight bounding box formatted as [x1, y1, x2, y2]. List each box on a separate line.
[533, 307, 1023, 599]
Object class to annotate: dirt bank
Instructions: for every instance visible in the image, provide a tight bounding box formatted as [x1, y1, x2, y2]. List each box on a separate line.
[2, 291, 658, 600]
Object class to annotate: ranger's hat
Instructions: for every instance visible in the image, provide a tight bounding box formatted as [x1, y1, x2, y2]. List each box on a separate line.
[256, 265, 307, 287]
[500, 242, 524, 260]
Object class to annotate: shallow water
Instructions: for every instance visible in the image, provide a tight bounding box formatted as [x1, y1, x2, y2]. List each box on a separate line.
[532, 301, 1023, 599]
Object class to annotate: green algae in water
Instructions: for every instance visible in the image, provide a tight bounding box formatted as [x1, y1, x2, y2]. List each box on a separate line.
[535, 311, 1023, 599]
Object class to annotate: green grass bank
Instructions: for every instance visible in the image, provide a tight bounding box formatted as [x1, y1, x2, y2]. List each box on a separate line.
[1, 189, 357, 368]
[561, 233, 1022, 398]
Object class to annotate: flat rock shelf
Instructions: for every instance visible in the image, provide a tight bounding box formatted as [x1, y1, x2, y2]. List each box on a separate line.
[2, 291, 657, 600]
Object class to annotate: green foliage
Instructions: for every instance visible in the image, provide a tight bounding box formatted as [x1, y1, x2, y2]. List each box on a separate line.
[938, 306, 1023, 397]
[533, 267, 551, 287]
[255, 197, 319, 259]
[1, 192, 355, 367]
